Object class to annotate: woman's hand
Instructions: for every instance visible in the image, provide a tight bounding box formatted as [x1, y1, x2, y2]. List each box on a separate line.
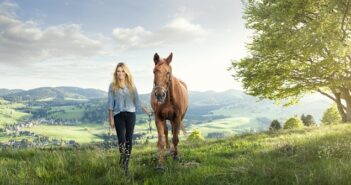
[109, 119, 115, 128]
[108, 110, 115, 128]
[143, 107, 153, 116]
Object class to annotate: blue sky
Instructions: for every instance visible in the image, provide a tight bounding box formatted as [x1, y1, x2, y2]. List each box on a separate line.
[0, 0, 251, 93]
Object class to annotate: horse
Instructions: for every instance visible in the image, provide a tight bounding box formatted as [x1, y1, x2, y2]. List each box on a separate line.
[150, 52, 189, 169]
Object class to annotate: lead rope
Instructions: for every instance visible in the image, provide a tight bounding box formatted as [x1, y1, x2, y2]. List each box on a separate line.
[148, 111, 154, 134]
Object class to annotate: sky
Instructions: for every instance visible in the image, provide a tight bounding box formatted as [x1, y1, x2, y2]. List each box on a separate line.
[0, 0, 252, 93]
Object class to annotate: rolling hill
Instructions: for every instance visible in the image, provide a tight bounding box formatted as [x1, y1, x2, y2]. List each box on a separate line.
[2, 87, 106, 101]
[0, 88, 24, 96]
[0, 87, 333, 134]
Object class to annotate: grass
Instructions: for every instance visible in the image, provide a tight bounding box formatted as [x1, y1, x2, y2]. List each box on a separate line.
[47, 106, 85, 120]
[21, 124, 105, 143]
[1, 123, 351, 184]
[187, 117, 265, 137]
[0, 100, 29, 128]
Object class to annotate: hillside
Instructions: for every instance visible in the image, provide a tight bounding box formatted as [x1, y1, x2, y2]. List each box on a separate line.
[0, 89, 24, 96]
[1, 124, 350, 184]
[2, 87, 106, 101]
[141, 90, 332, 123]
[0, 87, 333, 137]
[1, 88, 331, 123]
[0, 99, 29, 127]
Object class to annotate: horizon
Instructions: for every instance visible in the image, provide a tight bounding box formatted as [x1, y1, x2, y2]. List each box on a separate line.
[0, 85, 245, 94]
[0, 85, 330, 103]
[0, 0, 250, 94]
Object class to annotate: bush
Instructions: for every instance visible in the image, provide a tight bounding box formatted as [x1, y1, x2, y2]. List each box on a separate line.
[321, 104, 342, 125]
[187, 130, 205, 142]
[301, 114, 316, 126]
[284, 117, 304, 129]
[269, 120, 282, 131]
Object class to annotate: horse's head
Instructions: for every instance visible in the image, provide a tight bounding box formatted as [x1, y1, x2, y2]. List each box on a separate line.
[152, 52, 173, 104]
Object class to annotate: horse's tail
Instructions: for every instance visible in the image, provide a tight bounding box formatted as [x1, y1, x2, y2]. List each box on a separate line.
[180, 106, 188, 135]
[180, 121, 187, 135]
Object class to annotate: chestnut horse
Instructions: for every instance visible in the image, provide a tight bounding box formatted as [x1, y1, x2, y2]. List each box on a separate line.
[151, 52, 189, 168]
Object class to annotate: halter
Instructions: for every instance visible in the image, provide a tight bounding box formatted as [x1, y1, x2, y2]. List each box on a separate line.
[153, 69, 172, 99]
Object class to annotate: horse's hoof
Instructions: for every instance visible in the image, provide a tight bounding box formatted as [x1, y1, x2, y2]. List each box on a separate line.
[173, 155, 179, 161]
[155, 165, 166, 172]
[124, 169, 130, 176]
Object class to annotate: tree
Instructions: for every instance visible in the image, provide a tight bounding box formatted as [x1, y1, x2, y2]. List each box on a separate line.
[269, 120, 282, 131]
[301, 114, 316, 126]
[284, 117, 304, 129]
[230, 0, 351, 122]
[322, 104, 342, 125]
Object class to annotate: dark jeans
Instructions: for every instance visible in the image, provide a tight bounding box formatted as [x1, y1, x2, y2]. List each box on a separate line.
[114, 111, 136, 154]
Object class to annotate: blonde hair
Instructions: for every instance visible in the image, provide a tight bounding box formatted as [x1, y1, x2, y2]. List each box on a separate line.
[112, 62, 135, 95]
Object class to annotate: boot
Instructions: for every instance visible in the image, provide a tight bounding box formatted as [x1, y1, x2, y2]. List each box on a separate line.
[124, 141, 132, 176]
[118, 142, 126, 168]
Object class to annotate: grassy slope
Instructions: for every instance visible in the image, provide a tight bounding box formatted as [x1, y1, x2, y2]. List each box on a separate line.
[1, 124, 351, 185]
[0, 99, 29, 128]
[187, 117, 261, 137]
[47, 106, 85, 120]
[22, 124, 106, 143]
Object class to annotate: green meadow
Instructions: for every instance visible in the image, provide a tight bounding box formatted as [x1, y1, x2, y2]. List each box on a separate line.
[0, 99, 29, 128]
[187, 117, 265, 137]
[1, 123, 351, 185]
[21, 124, 105, 144]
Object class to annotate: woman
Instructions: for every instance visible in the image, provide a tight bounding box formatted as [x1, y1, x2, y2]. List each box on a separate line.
[108, 62, 150, 175]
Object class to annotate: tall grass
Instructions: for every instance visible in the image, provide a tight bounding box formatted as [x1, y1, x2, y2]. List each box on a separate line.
[1, 124, 351, 184]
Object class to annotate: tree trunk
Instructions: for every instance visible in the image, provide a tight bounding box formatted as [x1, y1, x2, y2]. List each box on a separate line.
[333, 91, 347, 122]
[341, 87, 351, 122]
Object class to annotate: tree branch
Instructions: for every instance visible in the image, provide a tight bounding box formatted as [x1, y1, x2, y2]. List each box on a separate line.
[317, 89, 337, 102]
[341, 0, 350, 41]
[317, 88, 347, 111]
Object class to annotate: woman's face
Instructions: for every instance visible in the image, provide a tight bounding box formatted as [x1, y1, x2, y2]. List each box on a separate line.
[116, 67, 126, 81]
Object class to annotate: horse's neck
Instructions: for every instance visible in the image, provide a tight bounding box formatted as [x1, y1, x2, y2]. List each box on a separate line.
[166, 76, 176, 103]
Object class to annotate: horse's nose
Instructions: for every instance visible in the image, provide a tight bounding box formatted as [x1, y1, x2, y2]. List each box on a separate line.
[155, 91, 166, 97]
[155, 91, 166, 101]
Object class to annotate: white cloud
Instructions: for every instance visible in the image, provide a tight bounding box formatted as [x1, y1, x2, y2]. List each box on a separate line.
[0, 2, 104, 65]
[112, 17, 208, 49]
[157, 17, 208, 43]
[112, 26, 157, 49]
[0, 1, 18, 18]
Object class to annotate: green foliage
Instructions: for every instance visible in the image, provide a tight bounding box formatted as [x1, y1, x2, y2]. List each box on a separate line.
[187, 130, 205, 142]
[284, 117, 304, 129]
[269, 119, 281, 131]
[301, 114, 316, 126]
[322, 104, 342, 125]
[230, 0, 351, 121]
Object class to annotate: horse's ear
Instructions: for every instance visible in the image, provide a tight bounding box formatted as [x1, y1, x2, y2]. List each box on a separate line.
[166, 52, 173, 64]
[153, 53, 160, 64]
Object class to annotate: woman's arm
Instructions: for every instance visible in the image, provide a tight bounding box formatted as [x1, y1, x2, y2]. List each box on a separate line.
[107, 84, 115, 128]
[133, 87, 151, 115]
[109, 110, 115, 128]
[142, 106, 152, 116]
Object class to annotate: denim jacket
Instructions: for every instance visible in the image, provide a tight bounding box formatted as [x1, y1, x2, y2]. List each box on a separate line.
[107, 83, 142, 116]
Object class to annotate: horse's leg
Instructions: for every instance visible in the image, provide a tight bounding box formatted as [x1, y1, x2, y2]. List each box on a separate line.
[164, 121, 170, 150]
[171, 118, 181, 160]
[155, 118, 166, 168]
